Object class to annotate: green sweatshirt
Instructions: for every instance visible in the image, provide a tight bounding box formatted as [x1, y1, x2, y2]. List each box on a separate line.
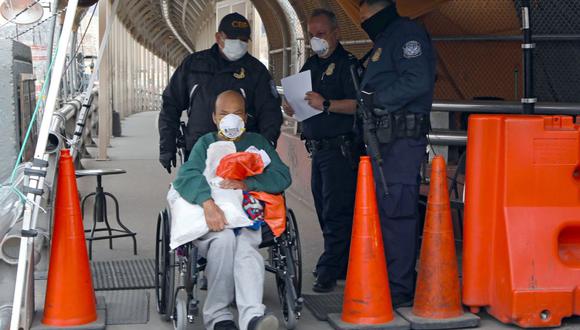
[173, 132, 292, 205]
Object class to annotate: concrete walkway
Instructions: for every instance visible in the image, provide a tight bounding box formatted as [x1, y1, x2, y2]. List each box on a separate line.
[76, 111, 579, 330]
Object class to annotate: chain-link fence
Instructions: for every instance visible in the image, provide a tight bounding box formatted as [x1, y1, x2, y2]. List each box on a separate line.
[429, 0, 580, 103]
[515, 0, 580, 103]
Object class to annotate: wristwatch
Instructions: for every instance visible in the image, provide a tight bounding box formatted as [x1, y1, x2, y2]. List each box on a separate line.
[323, 99, 331, 114]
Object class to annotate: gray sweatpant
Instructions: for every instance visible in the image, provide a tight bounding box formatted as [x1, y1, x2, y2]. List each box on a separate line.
[194, 228, 265, 330]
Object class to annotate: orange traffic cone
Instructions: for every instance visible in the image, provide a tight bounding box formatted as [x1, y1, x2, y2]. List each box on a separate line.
[42, 149, 98, 326]
[327, 156, 409, 330]
[398, 156, 479, 329]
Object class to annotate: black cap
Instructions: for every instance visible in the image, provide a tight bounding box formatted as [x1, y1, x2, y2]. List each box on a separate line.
[218, 12, 251, 40]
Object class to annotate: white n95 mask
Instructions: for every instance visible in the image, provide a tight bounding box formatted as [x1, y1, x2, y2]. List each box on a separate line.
[223, 39, 249, 61]
[310, 37, 330, 57]
[219, 114, 246, 140]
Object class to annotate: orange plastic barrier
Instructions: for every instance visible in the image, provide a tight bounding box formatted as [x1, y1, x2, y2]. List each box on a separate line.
[463, 115, 580, 328]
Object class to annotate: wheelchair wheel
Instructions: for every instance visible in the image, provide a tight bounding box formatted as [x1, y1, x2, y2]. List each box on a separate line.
[155, 209, 176, 321]
[155, 211, 167, 313]
[282, 293, 297, 330]
[286, 208, 302, 295]
[273, 208, 303, 329]
[173, 289, 194, 330]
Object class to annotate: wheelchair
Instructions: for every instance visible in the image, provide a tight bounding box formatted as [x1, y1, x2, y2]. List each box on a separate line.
[155, 206, 303, 329]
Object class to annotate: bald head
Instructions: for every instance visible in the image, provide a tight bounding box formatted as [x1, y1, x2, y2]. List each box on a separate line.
[213, 90, 247, 126]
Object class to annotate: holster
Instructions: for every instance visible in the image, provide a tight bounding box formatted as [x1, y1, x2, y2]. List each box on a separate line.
[338, 136, 362, 170]
[304, 139, 321, 158]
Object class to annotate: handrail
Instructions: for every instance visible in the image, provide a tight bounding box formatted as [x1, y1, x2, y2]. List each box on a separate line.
[47, 88, 99, 155]
[276, 86, 580, 146]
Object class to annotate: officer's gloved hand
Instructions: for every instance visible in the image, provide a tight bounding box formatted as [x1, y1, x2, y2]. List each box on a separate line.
[159, 152, 176, 174]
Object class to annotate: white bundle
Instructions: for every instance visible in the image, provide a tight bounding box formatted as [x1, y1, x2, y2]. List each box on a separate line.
[168, 141, 253, 250]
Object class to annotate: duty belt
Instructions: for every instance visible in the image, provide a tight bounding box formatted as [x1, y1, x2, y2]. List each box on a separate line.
[303, 134, 353, 154]
[373, 111, 430, 145]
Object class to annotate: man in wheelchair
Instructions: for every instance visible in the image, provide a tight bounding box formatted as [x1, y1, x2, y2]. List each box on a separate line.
[172, 90, 292, 330]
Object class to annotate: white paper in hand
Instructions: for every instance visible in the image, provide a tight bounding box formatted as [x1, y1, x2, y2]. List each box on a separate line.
[281, 70, 323, 122]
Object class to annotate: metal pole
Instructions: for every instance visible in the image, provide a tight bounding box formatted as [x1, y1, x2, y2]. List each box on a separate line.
[129, 36, 134, 114]
[122, 26, 128, 118]
[70, 31, 78, 94]
[521, 0, 536, 114]
[431, 100, 580, 115]
[146, 50, 150, 112]
[138, 44, 143, 113]
[150, 51, 154, 110]
[110, 19, 116, 118]
[165, 43, 170, 84]
[70, 0, 120, 159]
[45, 0, 60, 85]
[115, 19, 120, 117]
[9, 1, 80, 329]
[97, 0, 113, 160]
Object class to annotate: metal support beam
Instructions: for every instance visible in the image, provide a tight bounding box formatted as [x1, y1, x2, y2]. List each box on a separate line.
[149, 50, 152, 111]
[45, 0, 60, 85]
[98, 0, 113, 160]
[145, 49, 149, 112]
[521, 0, 536, 114]
[122, 26, 128, 117]
[132, 37, 137, 114]
[138, 43, 143, 113]
[128, 35, 133, 115]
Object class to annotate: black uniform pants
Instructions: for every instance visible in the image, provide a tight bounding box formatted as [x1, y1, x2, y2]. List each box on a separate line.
[373, 137, 427, 301]
[311, 147, 357, 283]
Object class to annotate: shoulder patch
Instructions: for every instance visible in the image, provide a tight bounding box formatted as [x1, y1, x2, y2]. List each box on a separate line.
[269, 80, 279, 98]
[403, 41, 422, 59]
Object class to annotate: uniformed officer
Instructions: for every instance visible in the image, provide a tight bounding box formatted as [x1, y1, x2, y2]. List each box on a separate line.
[358, 0, 436, 307]
[159, 13, 282, 173]
[282, 9, 360, 293]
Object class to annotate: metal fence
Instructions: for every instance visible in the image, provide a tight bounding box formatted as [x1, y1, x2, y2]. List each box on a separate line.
[432, 0, 580, 103]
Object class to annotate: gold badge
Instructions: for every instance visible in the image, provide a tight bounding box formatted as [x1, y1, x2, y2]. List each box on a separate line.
[325, 63, 335, 76]
[372, 48, 382, 62]
[233, 68, 246, 79]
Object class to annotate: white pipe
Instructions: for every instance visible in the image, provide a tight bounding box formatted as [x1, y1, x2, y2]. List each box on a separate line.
[0, 226, 46, 265]
[0, 260, 16, 329]
[10, 1, 80, 329]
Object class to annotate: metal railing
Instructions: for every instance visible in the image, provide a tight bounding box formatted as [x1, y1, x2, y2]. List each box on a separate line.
[0, 89, 98, 329]
[277, 85, 580, 147]
[47, 89, 99, 156]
